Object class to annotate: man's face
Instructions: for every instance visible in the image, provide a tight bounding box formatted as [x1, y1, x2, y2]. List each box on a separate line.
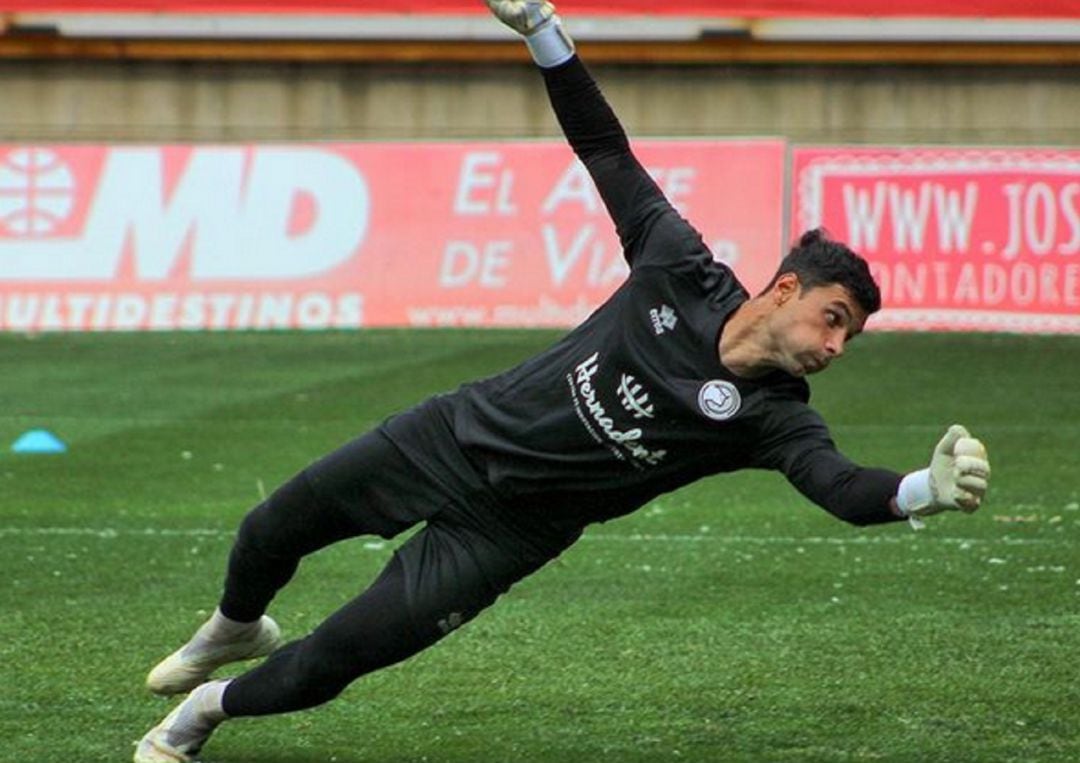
[769, 275, 867, 377]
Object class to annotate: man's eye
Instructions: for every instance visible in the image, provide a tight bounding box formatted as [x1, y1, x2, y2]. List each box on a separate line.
[825, 311, 838, 326]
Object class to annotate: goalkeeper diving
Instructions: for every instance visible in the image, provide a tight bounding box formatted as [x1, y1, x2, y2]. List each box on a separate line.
[133, 2, 992, 760]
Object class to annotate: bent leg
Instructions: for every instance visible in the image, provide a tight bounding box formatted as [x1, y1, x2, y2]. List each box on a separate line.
[220, 431, 435, 622]
[220, 472, 352, 622]
[146, 464, 348, 696]
[222, 552, 427, 715]
[221, 506, 579, 717]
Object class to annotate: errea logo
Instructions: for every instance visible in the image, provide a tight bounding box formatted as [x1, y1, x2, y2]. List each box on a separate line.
[438, 611, 464, 634]
[649, 304, 678, 335]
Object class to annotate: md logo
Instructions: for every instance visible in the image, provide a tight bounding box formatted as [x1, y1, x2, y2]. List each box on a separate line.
[0, 146, 370, 281]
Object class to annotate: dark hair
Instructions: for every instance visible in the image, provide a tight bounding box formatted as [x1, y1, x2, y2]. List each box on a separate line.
[759, 228, 881, 315]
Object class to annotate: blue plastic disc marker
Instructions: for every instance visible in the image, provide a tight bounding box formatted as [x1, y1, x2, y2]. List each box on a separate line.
[11, 429, 68, 454]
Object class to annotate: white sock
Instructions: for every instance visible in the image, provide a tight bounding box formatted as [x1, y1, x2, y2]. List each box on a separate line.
[163, 680, 230, 750]
[205, 608, 260, 638]
[179, 608, 259, 660]
[185, 607, 256, 648]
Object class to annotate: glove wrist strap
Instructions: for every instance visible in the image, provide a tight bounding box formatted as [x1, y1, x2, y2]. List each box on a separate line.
[525, 17, 575, 68]
[896, 468, 932, 516]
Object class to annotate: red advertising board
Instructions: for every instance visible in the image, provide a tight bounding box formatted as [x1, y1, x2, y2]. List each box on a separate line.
[792, 148, 1080, 333]
[0, 141, 785, 330]
[2, 1, 1076, 17]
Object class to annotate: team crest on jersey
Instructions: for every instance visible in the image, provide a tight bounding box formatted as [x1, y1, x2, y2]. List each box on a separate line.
[649, 304, 678, 335]
[698, 380, 741, 421]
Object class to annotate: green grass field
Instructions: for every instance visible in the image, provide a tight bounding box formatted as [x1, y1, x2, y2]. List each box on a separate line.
[2, 330, 1079, 763]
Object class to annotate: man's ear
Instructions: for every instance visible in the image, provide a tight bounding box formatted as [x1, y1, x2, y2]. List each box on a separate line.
[773, 272, 801, 305]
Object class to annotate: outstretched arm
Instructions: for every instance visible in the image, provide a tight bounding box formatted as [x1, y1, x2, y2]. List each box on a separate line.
[486, 1, 672, 258]
[759, 412, 991, 528]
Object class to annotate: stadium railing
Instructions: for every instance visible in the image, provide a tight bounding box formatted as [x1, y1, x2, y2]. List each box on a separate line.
[1, 1, 1080, 64]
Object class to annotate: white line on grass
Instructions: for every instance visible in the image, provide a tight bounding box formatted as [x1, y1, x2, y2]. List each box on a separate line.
[0, 526, 1064, 547]
[0, 526, 228, 539]
[585, 533, 1060, 547]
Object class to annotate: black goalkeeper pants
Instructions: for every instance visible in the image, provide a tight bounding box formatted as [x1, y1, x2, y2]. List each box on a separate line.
[218, 406, 581, 718]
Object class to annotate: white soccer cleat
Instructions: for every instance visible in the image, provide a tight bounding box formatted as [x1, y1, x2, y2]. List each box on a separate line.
[134, 682, 225, 763]
[133, 726, 197, 763]
[146, 615, 282, 696]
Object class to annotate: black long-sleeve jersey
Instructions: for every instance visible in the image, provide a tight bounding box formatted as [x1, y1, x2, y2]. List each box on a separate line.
[384, 56, 902, 528]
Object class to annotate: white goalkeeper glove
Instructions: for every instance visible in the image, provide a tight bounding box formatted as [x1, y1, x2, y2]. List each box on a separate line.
[896, 425, 991, 529]
[484, 0, 575, 68]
